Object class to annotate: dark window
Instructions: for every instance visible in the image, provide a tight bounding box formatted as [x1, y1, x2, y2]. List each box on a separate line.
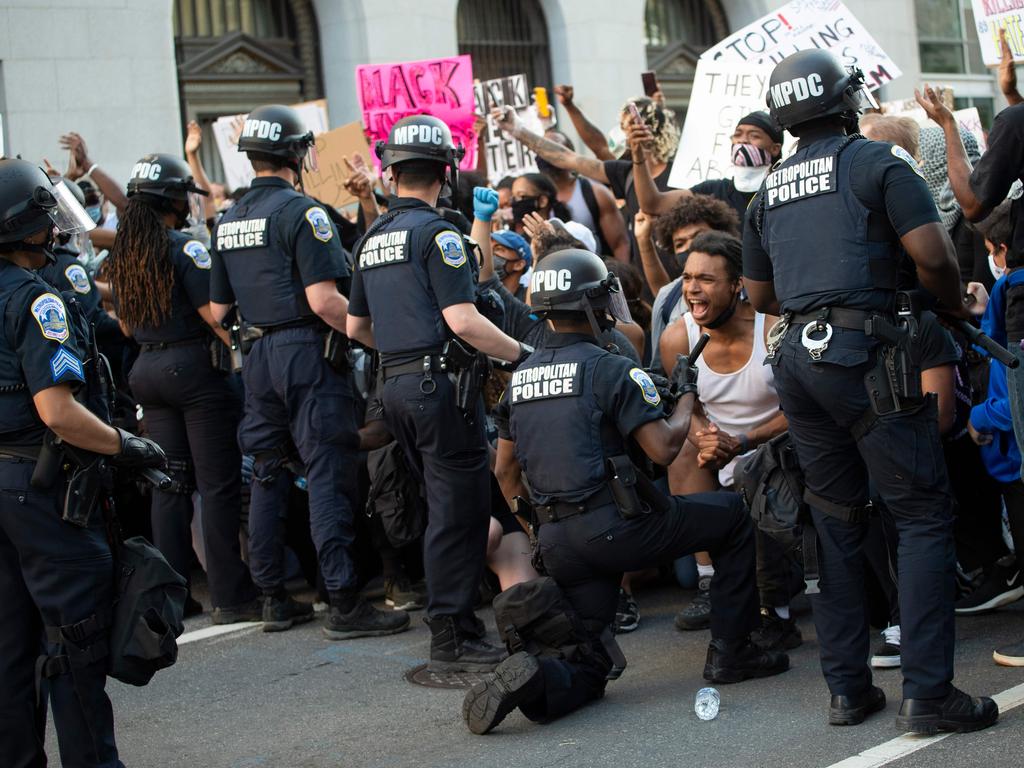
[457, 0, 552, 90]
[645, 1, 729, 116]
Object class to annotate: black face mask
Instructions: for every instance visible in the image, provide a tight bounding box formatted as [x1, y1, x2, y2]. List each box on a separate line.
[674, 249, 690, 270]
[702, 287, 741, 330]
[511, 196, 539, 224]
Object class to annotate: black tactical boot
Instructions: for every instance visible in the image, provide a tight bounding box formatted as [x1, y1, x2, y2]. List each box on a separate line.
[428, 616, 506, 673]
[463, 652, 544, 734]
[703, 637, 789, 683]
[261, 590, 315, 632]
[895, 686, 999, 734]
[829, 685, 886, 726]
[323, 597, 410, 640]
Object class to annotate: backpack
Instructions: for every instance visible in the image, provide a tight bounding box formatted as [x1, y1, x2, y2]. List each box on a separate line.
[108, 536, 187, 686]
[734, 431, 806, 553]
[365, 441, 426, 548]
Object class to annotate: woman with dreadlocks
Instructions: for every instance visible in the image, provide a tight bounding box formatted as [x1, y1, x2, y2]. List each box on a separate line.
[108, 153, 259, 622]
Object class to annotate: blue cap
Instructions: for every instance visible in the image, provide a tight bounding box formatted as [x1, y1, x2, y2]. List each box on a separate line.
[491, 230, 532, 267]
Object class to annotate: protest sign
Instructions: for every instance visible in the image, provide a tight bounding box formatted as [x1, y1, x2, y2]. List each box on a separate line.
[212, 99, 329, 192]
[301, 122, 374, 209]
[970, 1, 1024, 66]
[667, 60, 775, 189]
[356, 55, 477, 171]
[702, 1, 901, 90]
[882, 94, 988, 154]
[474, 73, 548, 184]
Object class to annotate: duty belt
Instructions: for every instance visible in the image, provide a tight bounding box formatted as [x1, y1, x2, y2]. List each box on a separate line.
[252, 318, 321, 336]
[139, 337, 206, 353]
[0, 445, 41, 461]
[534, 486, 616, 525]
[784, 307, 886, 361]
[381, 355, 447, 381]
[789, 307, 880, 331]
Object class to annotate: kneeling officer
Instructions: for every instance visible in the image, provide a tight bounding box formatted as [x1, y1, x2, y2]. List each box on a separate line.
[467, 248, 788, 734]
[0, 160, 165, 768]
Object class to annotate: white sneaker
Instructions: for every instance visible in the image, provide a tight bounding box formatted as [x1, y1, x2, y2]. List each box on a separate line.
[870, 625, 901, 669]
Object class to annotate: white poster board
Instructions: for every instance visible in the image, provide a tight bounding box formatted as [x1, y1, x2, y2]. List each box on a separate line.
[212, 99, 329, 193]
[702, 0, 901, 90]
[971, 0, 1024, 66]
[881, 97, 988, 154]
[473, 74, 550, 184]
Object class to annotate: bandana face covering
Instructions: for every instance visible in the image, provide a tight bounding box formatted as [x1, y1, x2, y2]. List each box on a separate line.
[731, 142, 772, 192]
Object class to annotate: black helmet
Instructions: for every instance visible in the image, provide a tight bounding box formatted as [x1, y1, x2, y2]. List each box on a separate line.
[127, 153, 207, 225]
[0, 158, 95, 247]
[765, 50, 873, 131]
[376, 114, 465, 194]
[237, 104, 315, 168]
[528, 248, 631, 334]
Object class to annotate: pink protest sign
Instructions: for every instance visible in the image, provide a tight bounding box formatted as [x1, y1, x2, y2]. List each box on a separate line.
[357, 55, 477, 171]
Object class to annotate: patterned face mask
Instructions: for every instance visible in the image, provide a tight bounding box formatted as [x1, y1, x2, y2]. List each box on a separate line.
[731, 143, 773, 167]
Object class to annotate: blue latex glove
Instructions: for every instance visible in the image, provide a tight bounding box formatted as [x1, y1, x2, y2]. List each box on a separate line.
[473, 186, 499, 222]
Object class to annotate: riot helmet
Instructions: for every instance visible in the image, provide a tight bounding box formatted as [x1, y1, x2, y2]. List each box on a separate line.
[126, 153, 208, 226]
[765, 50, 876, 132]
[376, 114, 464, 196]
[529, 248, 631, 337]
[0, 158, 94, 258]
[237, 104, 317, 174]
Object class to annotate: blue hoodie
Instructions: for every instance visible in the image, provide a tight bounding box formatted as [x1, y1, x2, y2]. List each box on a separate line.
[970, 269, 1024, 483]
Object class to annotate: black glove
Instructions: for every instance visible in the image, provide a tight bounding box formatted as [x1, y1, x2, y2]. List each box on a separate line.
[111, 427, 167, 469]
[669, 354, 699, 397]
[644, 369, 675, 404]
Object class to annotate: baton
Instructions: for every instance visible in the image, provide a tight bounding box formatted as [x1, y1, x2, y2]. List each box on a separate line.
[957, 320, 1019, 369]
[138, 467, 173, 491]
[687, 333, 711, 366]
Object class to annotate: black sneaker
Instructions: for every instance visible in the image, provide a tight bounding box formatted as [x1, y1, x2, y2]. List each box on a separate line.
[462, 652, 544, 735]
[614, 589, 640, 634]
[829, 686, 886, 726]
[955, 555, 1022, 615]
[993, 639, 1024, 667]
[896, 686, 999, 735]
[323, 598, 410, 640]
[428, 616, 506, 673]
[676, 575, 712, 631]
[211, 598, 262, 625]
[751, 609, 802, 651]
[870, 625, 901, 669]
[384, 577, 426, 611]
[703, 638, 789, 684]
[261, 592, 315, 632]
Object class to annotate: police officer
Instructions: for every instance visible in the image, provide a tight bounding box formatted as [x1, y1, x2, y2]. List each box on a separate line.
[104, 153, 259, 622]
[0, 159, 165, 767]
[209, 104, 408, 639]
[743, 50, 997, 732]
[465, 249, 788, 734]
[346, 115, 529, 671]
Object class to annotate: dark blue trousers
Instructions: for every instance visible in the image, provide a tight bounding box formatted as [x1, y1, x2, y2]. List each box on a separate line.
[772, 327, 955, 699]
[239, 327, 359, 592]
[0, 459, 121, 768]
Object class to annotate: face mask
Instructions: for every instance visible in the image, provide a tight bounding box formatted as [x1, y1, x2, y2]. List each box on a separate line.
[674, 249, 690, 270]
[989, 251, 1006, 281]
[86, 205, 102, 224]
[732, 166, 769, 193]
[731, 143, 773, 168]
[511, 196, 539, 224]
[493, 255, 510, 280]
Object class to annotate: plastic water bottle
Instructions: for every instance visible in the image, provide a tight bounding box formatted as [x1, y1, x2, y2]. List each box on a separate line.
[695, 687, 720, 720]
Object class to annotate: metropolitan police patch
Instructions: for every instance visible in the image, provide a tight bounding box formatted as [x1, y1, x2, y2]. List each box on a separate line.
[184, 239, 211, 269]
[305, 206, 334, 243]
[629, 367, 661, 406]
[436, 231, 466, 268]
[30, 293, 70, 344]
[64, 264, 91, 294]
[890, 144, 924, 177]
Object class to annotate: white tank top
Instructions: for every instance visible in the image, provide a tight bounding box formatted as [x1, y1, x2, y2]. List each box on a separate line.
[565, 178, 597, 234]
[683, 312, 780, 487]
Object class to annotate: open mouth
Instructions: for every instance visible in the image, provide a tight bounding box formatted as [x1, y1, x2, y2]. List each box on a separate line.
[689, 298, 710, 321]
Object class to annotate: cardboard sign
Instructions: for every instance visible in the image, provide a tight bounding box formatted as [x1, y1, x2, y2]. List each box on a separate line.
[882, 95, 988, 154]
[667, 60, 776, 189]
[212, 99, 329, 193]
[356, 55, 477, 171]
[970, 1, 1024, 66]
[474, 74, 549, 184]
[300, 122, 374, 209]
[702, 1, 901, 90]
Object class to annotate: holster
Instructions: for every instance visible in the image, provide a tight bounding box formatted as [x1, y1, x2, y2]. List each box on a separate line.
[864, 300, 922, 417]
[441, 338, 490, 420]
[63, 458, 106, 528]
[209, 338, 236, 374]
[239, 321, 263, 355]
[606, 455, 645, 519]
[323, 329, 352, 374]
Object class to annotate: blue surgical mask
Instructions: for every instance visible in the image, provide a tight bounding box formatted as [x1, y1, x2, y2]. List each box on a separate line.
[86, 205, 102, 224]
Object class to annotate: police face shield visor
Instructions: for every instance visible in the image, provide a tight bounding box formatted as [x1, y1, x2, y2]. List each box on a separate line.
[600, 275, 633, 324]
[302, 138, 319, 174]
[46, 180, 96, 236]
[186, 190, 205, 226]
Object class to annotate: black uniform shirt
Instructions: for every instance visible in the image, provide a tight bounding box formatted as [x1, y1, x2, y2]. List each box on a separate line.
[969, 103, 1024, 257]
[131, 230, 212, 344]
[690, 178, 753, 222]
[743, 139, 940, 283]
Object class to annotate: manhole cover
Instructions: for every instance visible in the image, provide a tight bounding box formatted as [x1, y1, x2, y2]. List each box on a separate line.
[405, 663, 491, 689]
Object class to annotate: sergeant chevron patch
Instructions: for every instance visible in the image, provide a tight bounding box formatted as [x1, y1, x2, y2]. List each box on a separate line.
[50, 347, 85, 382]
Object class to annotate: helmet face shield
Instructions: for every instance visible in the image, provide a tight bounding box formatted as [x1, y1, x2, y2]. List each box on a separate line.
[48, 180, 96, 236]
[303, 139, 320, 174]
[602, 275, 633, 324]
[186, 190, 205, 226]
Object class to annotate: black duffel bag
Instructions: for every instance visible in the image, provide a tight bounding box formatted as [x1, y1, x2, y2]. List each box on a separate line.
[365, 441, 426, 548]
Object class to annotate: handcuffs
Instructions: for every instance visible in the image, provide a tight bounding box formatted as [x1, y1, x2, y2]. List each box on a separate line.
[765, 313, 833, 361]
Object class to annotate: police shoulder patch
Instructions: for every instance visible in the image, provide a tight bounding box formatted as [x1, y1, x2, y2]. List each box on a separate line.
[890, 144, 923, 177]
[305, 206, 334, 243]
[30, 293, 70, 344]
[629, 367, 661, 406]
[435, 230, 467, 268]
[50, 347, 84, 383]
[64, 263, 91, 294]
[183, 239, 211, 269]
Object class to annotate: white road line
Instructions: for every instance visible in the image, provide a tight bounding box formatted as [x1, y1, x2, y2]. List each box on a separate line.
[177, 621, 261, 646]
[824, 681, 1024, 768]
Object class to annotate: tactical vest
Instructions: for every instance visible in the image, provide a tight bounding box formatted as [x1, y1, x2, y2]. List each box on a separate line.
[214, 182, 316, 326]
[508, 340, 626, 504]
[758, 135, 900, 313]
[353, 201, 453, 358]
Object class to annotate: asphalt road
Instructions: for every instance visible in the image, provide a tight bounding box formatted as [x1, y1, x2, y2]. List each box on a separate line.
[47, 584, 1024, 768]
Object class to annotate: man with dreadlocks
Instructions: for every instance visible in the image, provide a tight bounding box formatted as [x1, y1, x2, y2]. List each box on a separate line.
[106, 152, 259, 623]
